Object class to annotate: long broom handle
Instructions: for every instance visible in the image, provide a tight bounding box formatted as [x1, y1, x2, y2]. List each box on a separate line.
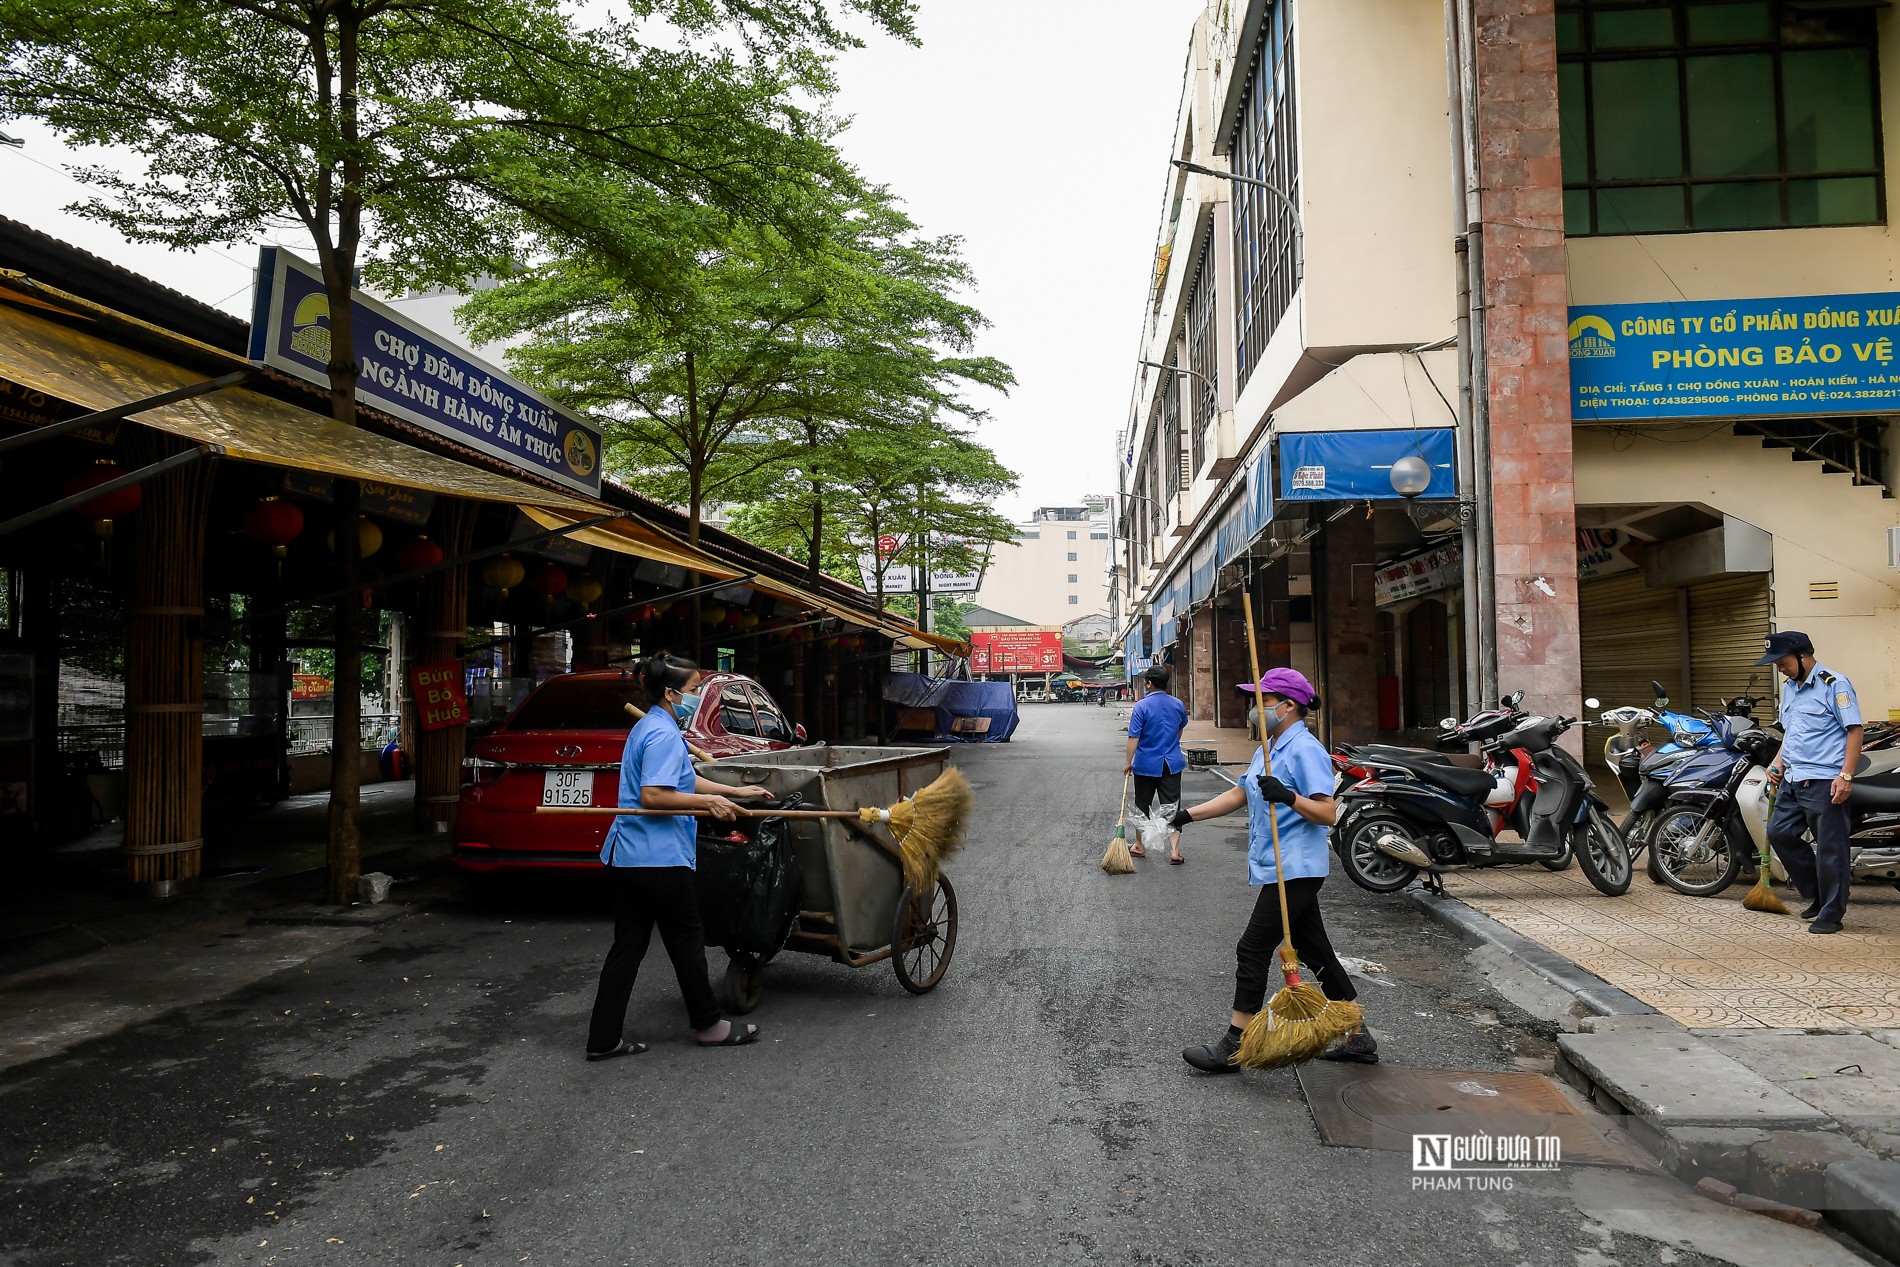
[541, 804, 861, 821]
[1118, 771, 1131, 826]
[623, 701, 715, 762]
[1241, 591, 1303, 983]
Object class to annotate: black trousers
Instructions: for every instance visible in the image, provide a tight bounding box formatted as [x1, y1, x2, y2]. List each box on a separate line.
[587, 865, 721, 1051]
[1133, 770, 1183, 815]
[1768, 777, 1852, 924]
[1233, 877, 1357, 1014]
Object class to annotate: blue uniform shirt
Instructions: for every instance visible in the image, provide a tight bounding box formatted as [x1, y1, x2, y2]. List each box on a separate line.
[1244, 721, 1334, 886]
[1127, 691, 1189, 776]
[1779, 663, 1863, 783]
[601, 706, 699, 868]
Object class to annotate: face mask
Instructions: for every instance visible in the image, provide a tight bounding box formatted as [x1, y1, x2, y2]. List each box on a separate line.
[673, 691, 701, 723]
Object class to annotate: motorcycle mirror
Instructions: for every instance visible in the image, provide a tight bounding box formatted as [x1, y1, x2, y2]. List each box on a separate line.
[1439, 716, 1459, 730]
[1584, 697, 1600, 709]
[1507, 689, 1525, 707]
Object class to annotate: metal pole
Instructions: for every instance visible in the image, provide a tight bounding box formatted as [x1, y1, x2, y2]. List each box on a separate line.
[0, 446, 213, 537]
[0, 370, 255, 456]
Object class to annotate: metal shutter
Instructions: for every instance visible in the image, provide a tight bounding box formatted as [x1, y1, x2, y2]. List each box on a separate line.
[1580, 572, 1682, 765]
[1688, 574, 1774, 723]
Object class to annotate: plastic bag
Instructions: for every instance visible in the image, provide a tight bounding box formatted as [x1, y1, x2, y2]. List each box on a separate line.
[694, 812, 805, 956]
[1128, 801, 1177, 855]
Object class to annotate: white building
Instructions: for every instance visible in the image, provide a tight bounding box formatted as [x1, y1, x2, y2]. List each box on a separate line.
[975, 500, 1113, 628]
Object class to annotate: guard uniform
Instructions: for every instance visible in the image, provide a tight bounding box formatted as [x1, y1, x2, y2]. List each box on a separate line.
[1762, 637, 1861, 927]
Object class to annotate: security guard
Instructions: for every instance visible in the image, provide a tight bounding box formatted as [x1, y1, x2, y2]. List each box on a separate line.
[1758, 631, 1863, 934]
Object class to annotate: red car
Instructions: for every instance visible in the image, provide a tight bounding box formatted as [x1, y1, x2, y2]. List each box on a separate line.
[453, 670, 806, 874]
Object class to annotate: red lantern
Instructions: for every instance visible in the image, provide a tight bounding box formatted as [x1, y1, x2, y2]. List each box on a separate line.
[64, 459, 142, 537]
[527, 563, 568, 597]
[391, 534, 445, 575]
[722, 606, 746, 628]
[241, 496, 304, 558]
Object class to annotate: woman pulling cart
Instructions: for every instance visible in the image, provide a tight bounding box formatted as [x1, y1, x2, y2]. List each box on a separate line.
[1168, 667, 1378, 1072]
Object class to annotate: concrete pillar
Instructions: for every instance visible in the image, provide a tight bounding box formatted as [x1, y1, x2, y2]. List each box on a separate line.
[1188, 607, 1215, 721]
[410, 501, 476, 832]
[1214, 597, 1248, 729]
[1316, 509, 1378, 748]
[1476, 0, 1581, 723]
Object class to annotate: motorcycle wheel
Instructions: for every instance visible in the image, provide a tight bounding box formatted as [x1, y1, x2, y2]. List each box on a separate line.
[1336, 810, 1424, 894]
[1620, 809, 1665, 884]
[1539, 836, 1575, 871]
[1572, 806, 1633, 896]
[1650, 806, 1745, 897]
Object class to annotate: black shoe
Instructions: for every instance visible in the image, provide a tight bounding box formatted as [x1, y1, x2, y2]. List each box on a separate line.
[1799, 900, 1822, 920]
[1322, 1032, 1380, 1064]
[1182, 1030, 1242, 1074]
[1809, 920, 1842, 935]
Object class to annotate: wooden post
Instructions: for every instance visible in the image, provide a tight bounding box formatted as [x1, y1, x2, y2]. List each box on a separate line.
[122, 438, 216, 891]
[411, 500, 476, 832]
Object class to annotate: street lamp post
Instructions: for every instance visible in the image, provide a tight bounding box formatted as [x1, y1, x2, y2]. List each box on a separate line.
[1172, 159, 1303, 290]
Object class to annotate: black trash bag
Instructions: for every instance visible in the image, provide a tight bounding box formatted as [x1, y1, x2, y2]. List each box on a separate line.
[693, 800, 805, 957]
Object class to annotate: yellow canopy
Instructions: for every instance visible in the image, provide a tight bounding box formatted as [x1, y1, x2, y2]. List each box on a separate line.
[0, 291, 597, 513]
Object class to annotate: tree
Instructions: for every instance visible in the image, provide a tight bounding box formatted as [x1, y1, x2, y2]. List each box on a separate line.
[462, 186, 1011, 550]
[1, 0, 916, 900]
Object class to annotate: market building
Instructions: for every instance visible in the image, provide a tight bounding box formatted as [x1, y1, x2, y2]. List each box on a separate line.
[0, 219, 964, 892]
[1114, 0, 1900, 754]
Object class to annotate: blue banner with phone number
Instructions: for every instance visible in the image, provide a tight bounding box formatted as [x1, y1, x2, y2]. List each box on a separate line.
[1568, 292, 1900, 423]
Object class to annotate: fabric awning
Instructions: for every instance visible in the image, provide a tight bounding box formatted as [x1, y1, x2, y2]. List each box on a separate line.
[1277, 427, 1457, 502]
[0, 293, 598, 513]
[520, 505, 971, 658]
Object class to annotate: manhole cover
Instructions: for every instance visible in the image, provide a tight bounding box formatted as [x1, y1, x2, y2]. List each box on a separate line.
[1296, 1063, 1630, 1168]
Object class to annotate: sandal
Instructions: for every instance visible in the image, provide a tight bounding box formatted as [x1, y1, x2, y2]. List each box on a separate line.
[1170, 854, 1184, 865]
[696, 1021, 761, 1047]
[1128, 846, 1147, 858]
[585, 1039, 649, 1062]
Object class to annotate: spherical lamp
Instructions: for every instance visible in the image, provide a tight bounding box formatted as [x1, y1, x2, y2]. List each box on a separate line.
[527, 563, 569, 598]
[241, 496, 305, 558]
[391, 534, 445, 575]
[1389, 455, 1433, 499]
[569, 575, 604, 608]
[483, 553, 526, 598]
[326, 516, 384, 559]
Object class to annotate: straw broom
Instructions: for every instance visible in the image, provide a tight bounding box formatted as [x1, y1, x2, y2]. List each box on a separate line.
[1742, 781, 1789, 914]
[1102, 773, 1137, 874]
[1231, 591, 1364, 1070]
[546, 765, 972, 899]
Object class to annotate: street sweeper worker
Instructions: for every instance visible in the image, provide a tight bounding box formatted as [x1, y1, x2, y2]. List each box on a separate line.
[1124, 664, 1189, 863]
[1167, 667, 1376, 1072]
[585, 651, 773, 1062]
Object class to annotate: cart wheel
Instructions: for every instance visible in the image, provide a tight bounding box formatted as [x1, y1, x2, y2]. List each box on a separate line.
[891, 876, 958, 995]
[721, 953, 764, 1014]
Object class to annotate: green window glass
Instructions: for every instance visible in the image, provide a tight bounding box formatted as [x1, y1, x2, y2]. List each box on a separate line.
[1558, 0, 1882, 236]
[1782, 49, 1876, 173]
[1594, 59, 1683, 180]
[1687, 54, 1776, 176]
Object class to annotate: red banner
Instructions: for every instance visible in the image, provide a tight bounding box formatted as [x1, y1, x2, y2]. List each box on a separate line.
[971, 629, 1063, 675]
[410, 660, 469, 731]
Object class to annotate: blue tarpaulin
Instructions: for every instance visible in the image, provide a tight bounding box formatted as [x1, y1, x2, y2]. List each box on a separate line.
[1123, 625, 1148, 681]
[1278, 428, 1457, 501]
[1216, 449, 1276, 565]
[884, 673, 1019, 743]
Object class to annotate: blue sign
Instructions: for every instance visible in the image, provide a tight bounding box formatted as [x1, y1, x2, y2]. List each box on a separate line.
[250, 248, 604, 495]
[1278, 428, 1457, 501]
[1568, 292, 1900, 423]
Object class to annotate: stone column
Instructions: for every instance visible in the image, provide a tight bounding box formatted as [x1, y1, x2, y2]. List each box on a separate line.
[1188, 607, 1216, 722]
[1476, 0, 1581, 722]
[1316, 509, 1378, 748]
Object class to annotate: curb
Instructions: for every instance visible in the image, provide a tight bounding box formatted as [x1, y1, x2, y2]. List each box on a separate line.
[1402, 886, 1657, 1017]
[1404, 885, 1900, 1262]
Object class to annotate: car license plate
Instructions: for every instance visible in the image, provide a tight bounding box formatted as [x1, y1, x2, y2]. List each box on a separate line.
[541, 769, 592, 807]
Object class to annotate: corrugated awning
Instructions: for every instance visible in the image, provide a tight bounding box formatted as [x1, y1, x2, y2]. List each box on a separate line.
[0, 293, 598, 513]
[522, 504, 971, 657]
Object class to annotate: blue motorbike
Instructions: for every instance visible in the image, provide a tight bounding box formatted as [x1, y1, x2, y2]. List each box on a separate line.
[1600, 679, 1761, 881]
[1649, 709, 1780, 896]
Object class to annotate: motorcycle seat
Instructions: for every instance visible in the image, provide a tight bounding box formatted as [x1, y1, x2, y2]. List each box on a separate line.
[1848, 781, 1900, 810]
[1361, 750, 1495, 799]
[1352, 744, 1487, 770]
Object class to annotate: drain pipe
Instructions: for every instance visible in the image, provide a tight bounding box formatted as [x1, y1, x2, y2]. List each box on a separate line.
[1446, 0, 1499, 709]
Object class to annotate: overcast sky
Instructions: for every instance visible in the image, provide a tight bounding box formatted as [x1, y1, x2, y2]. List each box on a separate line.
[3, 0, 1203, 519]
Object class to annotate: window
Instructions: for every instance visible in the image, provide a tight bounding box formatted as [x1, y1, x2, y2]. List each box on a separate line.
[748, 686, 793, 743]
[1558, 2, 1883, 235]
[1231, 0, 1299, 387]
[1160, 353, 1183, 498]
[1068, 573, 1079, 583]
[1068, 595, 1080, 605]
[1067, 552, 1078, 562]
[1090, 530, 1108, 540]
[508, 677, 643, 730]
[1067, 529, 1078, 539]
[1186, 227, 1219, 472]
[718, 685, 759, 737]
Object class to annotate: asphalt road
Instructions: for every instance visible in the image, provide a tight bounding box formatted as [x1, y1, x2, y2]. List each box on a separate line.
[0, 706, 1857, 1266]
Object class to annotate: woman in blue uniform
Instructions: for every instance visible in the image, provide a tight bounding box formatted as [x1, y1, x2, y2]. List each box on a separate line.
[585, 652, 774, 1060]
[1168, 667, 1375, 1071]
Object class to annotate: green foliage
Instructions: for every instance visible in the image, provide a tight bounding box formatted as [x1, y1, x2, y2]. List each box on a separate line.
[881, 595, 973, 641]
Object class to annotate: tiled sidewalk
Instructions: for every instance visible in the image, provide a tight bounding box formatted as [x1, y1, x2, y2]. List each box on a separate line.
[1441, 866, 1900, 1029]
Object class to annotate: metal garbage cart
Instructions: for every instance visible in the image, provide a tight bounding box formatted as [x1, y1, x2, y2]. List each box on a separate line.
[693, 744, 958, 1012]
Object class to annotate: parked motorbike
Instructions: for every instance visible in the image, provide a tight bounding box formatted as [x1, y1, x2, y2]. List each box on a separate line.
[1605, 680, 1761, 881]
[1332, 696, 1632, 898]
[1655, 725, 1900, 897]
